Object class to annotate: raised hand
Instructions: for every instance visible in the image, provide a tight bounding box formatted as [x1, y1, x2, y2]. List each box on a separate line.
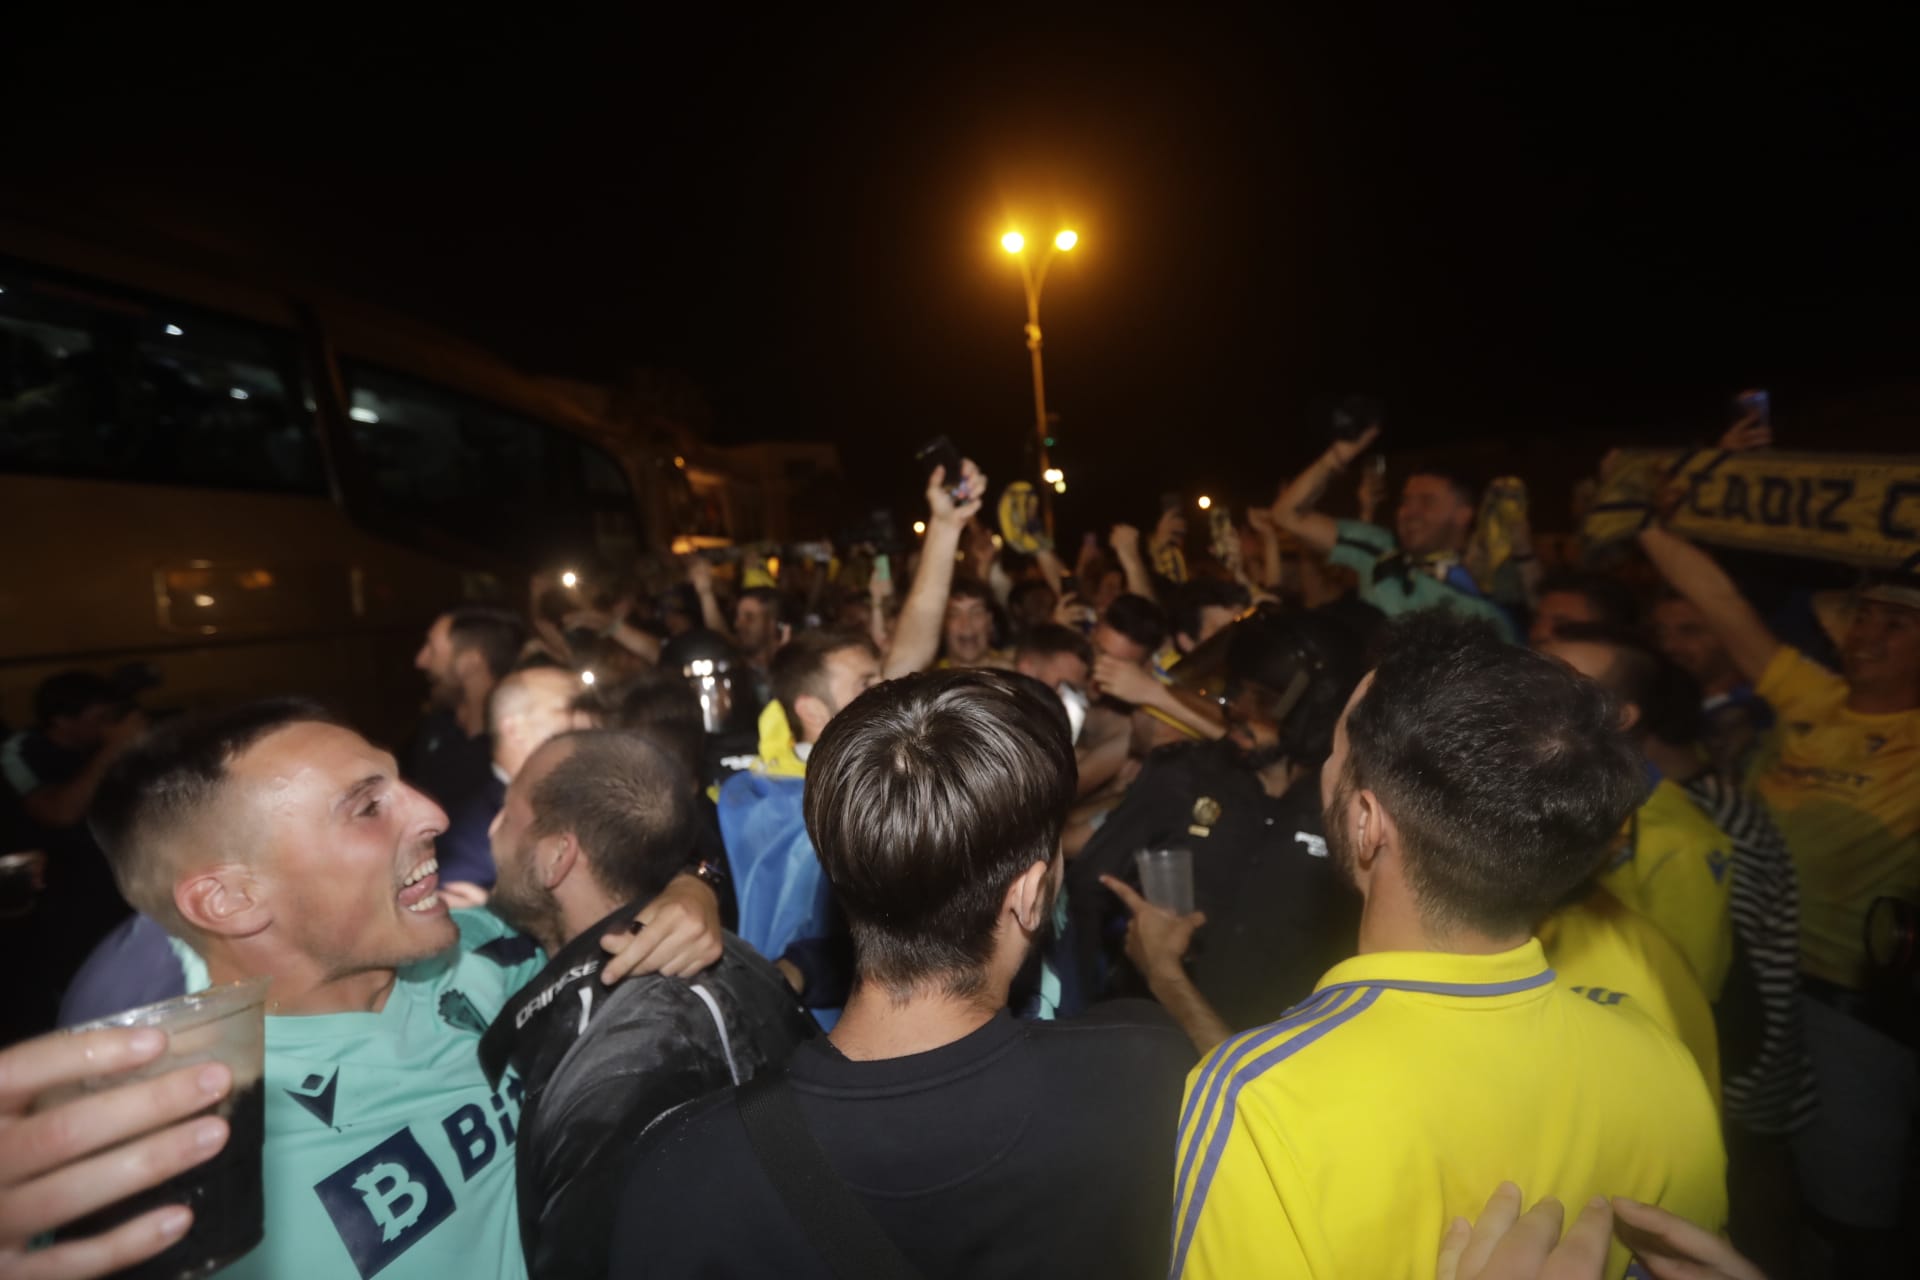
[927, 459, 989, 529]
[685, 556, 715, 598]
[1092, 653, 1160, 707]
[1329, 423, 1382, 469]
[1718, 410, 1772, 455]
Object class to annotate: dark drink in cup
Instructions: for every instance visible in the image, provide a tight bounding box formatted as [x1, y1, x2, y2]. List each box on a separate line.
[59, 1081, 264, 1279]
[45, 979, 270, 1279]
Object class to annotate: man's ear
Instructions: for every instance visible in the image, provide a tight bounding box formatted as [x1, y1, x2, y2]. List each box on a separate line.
[1619, 701, 1643, 734]
[177, 865, 271, 940]
[1005, 861, 1052, 935]
[538, 832, 583, 892]
[776, 622, 794, 650]
[1351, 788, 1397, 882]
[452, 646, 488, 686]
[1175, 632, 1197, 656]
[794, 692, 832, 743]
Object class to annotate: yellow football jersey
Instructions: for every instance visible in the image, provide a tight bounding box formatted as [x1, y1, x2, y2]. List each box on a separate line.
[1540, 886, 1721, 1106]
[1171, 941, 1725, 1279]
[1600, 779, 1735, 1001]
[1755, 646, 1920, 989]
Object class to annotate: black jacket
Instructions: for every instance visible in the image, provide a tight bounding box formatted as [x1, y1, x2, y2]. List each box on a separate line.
[479, 901, 815, 1280]
[1069, 739, 1360, 1028]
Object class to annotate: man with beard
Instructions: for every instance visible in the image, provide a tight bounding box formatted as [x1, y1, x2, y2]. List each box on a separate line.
[1074, 607, 1367, 1042]
[85, 700, 728, 1280]
[479, 730, 812, 1280]
[436, 666, 589, 906]
[1170, 612, 1725, 1279]
[612, 670, 1194, 1278]
[410, 606, 529, 889]
[1271, 426, 1518, 640]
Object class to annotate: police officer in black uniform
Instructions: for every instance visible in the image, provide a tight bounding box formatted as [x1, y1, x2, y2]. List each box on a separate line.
[1068, 604, 1377, 1029]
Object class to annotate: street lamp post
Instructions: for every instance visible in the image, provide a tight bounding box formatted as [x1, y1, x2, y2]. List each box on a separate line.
[1001, 228, 1077, 538]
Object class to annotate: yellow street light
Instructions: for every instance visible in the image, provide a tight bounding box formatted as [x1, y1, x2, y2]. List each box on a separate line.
[913, 520, 927, 535]
[1197, 495, 1212, 511]
[999, 225, 1084, 539]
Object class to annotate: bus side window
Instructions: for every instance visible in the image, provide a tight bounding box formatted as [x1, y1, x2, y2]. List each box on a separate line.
[342, 361, 628, 560]
[0, 262, 321, 494]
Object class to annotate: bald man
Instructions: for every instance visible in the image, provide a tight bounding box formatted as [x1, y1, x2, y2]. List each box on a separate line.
[491, 668, 589, 781]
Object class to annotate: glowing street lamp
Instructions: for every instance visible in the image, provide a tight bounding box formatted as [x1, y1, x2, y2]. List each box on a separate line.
[1196, 495, 1212, 511]
[999, 226, 1082, 536]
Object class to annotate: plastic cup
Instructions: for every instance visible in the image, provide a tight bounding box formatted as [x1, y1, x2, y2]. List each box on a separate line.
[1134, 846, 1196, 915]
[45, 978, 270, 1280]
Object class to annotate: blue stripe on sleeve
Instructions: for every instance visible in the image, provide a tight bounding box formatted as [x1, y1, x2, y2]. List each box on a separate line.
[1170, 988, 1345, 1222]
[1169, 986, 1385, 1278]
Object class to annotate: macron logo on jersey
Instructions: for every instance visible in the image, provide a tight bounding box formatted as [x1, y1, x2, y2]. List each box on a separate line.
[1294, 832, 1329, 859]
[287, 1069, 340, 1129]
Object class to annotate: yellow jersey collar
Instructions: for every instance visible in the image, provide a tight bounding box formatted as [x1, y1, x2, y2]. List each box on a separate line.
[752, 700, 807, 780]
[1314, 939, 1555, 999]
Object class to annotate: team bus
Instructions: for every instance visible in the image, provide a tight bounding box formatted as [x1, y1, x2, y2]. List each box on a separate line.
[0, 219, 642, 743]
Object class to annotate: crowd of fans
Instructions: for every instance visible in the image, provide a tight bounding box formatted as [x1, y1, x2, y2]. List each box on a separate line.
[3, 409, 1916, 1280]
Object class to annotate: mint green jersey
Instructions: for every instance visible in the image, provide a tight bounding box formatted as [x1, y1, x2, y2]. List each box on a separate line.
[1327, 518, 1519, 641]
[191, 910, 545, 1280]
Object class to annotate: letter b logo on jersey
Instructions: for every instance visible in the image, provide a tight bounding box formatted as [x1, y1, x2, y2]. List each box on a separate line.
[315, 1129, 455, 1278]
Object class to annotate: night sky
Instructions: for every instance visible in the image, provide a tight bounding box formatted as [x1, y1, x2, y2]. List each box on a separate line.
[4, 8, 1914, 533]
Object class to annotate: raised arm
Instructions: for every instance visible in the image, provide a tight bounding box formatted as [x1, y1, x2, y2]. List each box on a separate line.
[1034, 546, 1068, 599]
[1637, 525, 1780, 683]
[1110, 524, 1157, 602]
[1245, 507, 1283, 591]
[883, 459, 987, 679]
[1271, 425, 1381, 555]
[1092, 656, 1226, 741]
[684, 557, 733, 640]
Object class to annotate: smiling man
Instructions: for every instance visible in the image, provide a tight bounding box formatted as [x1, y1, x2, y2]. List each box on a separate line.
[1270, 427, 1519, 641]
[1639, 526, 1920, 1269]
[87, 698, 724, 1280]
